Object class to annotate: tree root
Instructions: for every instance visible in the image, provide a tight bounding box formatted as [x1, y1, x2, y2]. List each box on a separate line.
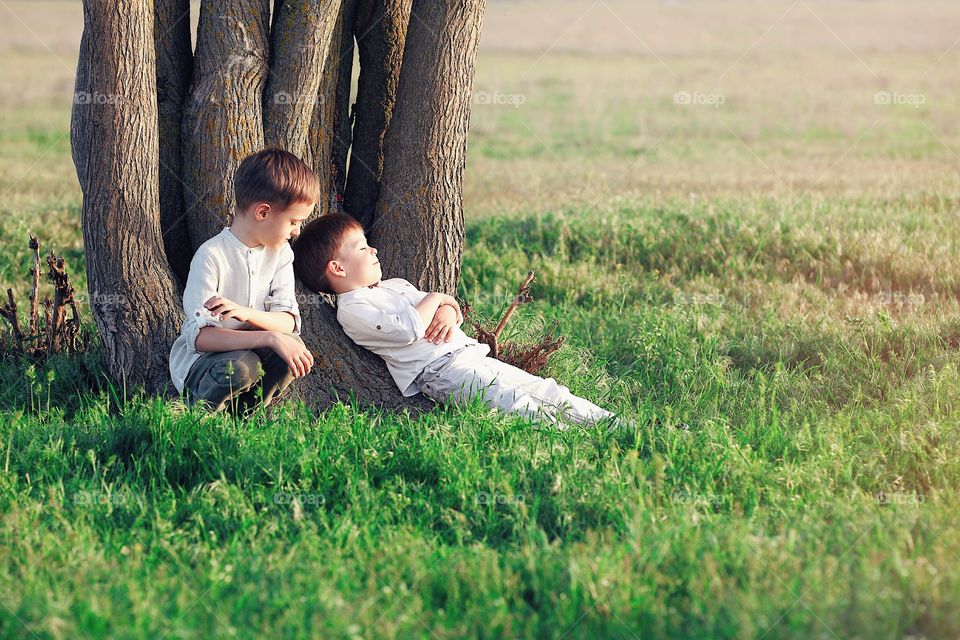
[460, 270, 566, 375]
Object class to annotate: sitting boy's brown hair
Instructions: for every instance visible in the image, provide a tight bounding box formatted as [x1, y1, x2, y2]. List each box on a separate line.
[292, 211, 364, 294]
[234, 147, 321, 211]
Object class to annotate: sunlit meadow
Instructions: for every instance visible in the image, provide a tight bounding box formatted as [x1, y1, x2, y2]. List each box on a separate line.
[1, 1, 959, 637]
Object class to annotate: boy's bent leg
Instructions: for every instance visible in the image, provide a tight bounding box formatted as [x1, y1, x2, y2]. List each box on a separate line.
[419, 349, 560, 424]
[492, 359, 614, 425]
[431, 350, 613, 425]
[184, 349, 264, 411]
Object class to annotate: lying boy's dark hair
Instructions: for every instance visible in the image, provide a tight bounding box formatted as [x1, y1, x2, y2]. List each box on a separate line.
[292, 211, 364, 294]
[234, 147, 321, 211]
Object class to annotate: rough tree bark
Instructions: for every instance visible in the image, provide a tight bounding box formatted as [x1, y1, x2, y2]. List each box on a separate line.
[181, 0, 271, 250]
[71, 0, 183, 390]
[342, 0, 411, 229]
[154, 0, 193, 288]
[325, 0, 358, 202]
[264, 0, 342, 160]
[71, 0, 487, 409]
[369, 0, 486, 295]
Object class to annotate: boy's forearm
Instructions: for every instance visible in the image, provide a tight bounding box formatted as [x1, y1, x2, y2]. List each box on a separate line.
[414, 293, 462, 327]
[414, 293, 445, 326]
[195, 327, 276, 352]
[242, 309, 296, 333]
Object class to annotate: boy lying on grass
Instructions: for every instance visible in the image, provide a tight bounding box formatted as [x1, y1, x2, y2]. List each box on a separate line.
[169, 148, 317, 413]
[292, 213, 615, 427]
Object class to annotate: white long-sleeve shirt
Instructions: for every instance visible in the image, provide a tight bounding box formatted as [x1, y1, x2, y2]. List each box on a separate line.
[336, 278, 488, 396]
[168, 228, 301, 393]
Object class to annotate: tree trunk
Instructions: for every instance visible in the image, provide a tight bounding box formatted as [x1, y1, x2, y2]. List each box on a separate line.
[369, 0, 486, 295]
[300, 0, 355, 216]
[154, 0, 194, 289]
[181, 0, 271, 251]
[343, 0, 411, 229]
[71, 0, 183, 393]
[325, 0, 359, 203]
[264, 0, 342, 161]
[71, 0, 487, 411]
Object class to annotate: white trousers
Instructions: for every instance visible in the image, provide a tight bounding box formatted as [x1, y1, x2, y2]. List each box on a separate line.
[415, 345, 615, 426]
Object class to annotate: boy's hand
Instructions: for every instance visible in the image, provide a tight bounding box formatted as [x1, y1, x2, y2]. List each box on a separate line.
[205, 296, 251, 323]
[269, 332, 314, 378]
[425, 304, 459, 344]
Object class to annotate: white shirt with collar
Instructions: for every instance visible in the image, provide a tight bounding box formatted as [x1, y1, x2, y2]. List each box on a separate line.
[168, 228, 301, 393]
[336, 278, 488, 397]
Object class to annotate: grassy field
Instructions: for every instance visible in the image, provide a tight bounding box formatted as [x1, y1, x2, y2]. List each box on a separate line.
[2, 1, 960, 638]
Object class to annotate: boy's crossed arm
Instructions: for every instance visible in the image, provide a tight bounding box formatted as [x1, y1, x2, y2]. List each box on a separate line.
[339, 291, 463, 351]
[203, 296, 297, 333]
[415, 293, 463, 345]
[194, 297, 312, 377]
[194, 327, 313, 377]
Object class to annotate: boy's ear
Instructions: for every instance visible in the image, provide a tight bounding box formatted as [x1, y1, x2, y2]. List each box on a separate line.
[326, 259, 346, 279]
[252, 202, 271, 220]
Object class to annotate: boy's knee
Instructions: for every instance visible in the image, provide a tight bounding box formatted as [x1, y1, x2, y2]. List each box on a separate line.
[188, 351, 263, 405]
[217, 354, 263, 387]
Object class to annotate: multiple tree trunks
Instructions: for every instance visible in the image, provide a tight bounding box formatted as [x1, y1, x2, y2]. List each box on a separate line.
[70, 0, 486, 408]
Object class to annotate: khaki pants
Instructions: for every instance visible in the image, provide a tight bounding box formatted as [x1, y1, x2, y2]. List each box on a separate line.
[183, 334, 302, 414]
[415, 344, 615, 426]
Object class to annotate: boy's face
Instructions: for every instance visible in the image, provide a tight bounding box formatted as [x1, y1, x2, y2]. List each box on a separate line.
[250, 200, 314, 249]
[328, 227, 381, 291]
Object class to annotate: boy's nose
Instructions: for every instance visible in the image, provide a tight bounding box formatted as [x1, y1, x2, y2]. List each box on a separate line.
[372, 247, 378, 256]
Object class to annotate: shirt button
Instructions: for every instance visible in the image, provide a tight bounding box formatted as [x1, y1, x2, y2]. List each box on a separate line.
[376, 325, 382, 330]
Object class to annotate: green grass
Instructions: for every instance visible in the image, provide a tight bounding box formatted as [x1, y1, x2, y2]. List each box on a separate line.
[4, 1, 960, 637]
[4, 199, 960, 638]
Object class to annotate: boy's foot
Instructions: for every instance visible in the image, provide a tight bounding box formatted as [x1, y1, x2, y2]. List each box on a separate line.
[599, 415, 691, 434]
[596, 415, 629, 434]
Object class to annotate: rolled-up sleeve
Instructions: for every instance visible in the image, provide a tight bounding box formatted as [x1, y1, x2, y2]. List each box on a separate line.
[264, 245, 301, 333]
[181, 251, 223, 353]
[337, 301, 426, 350]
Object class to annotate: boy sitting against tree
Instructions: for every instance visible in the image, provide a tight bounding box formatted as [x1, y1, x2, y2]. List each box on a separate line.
[291, 212, 615, 427]
[169, 148, 317, 413]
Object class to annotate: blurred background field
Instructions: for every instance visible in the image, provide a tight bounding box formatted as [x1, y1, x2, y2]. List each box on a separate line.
[1, 1, 960, 638]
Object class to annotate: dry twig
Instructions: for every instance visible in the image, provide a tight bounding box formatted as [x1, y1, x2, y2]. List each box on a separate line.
[461, 270, 565, 375]
[0, 235, 86, 360]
